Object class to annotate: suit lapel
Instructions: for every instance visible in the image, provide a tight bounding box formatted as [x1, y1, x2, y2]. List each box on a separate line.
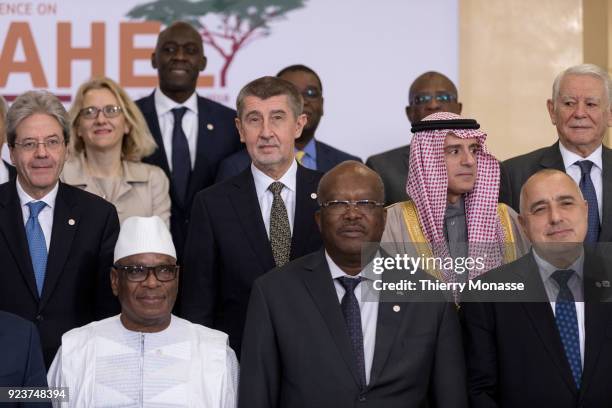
[302, 251, 363, 388]
[40, 183, 78, 310]
[579, 253, 612, 398]
[290, 165, 320, 258]
[599, 146, 612, 240]
[516, 253, 579, 394]
[185, 96, 214, 208]
[539, 142, 565, 171]
[0, 181, 38, 300]
[369, 289, 408, 385]
[229, 168, 275, 271]
[140, 93, 171, 176]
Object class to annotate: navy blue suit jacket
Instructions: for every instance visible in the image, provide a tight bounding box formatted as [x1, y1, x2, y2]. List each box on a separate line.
[136, 92, 242, 259]
[181, 165, 323, 354]
[215, 140, 361, 182]
[0, 311, 48, 407]
[0, 181, 120, 367]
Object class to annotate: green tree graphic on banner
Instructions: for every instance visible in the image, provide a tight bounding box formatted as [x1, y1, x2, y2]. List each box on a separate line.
[127, 0, 306, 87]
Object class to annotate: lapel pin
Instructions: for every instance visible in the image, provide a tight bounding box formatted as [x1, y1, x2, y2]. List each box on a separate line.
[310, 193, 317, 199]
[206, 123, 214, 131]
[603, 281, 610, 288]
[68, 219, 76, 226]
[393, 305, 400, 312]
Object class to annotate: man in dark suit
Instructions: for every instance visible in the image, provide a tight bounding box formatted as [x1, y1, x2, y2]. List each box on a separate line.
[366, 71, 462, 204]
[239, 161, 467, 408]
[0, 311, 48, 408]
[215, 64, 361, 182]
[501, 64, 612, 242]
[136, 21, 241, 260]
[0, 91, 119, 367]
[463, 169, 612, 407]
[181, 76, 323, 354]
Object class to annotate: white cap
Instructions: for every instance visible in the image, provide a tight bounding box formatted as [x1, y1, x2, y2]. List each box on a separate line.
[114, 216, 176, 262]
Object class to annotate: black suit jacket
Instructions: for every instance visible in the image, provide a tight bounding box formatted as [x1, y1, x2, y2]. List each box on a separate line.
[181, 165, 323, 353]
[461, 252, 612, 407]
[366, 144, 411, 205]
[0, 311, 49, 408]
[3, 159, 16, 182]
[215, 140, 361, 182]
[239, 250, 468, 408]
[0, 181, 120, 367]
[500, 142, 612, 241]
[136, 92, 241, 259]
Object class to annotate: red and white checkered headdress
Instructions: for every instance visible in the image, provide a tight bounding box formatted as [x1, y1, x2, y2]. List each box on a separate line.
[407, 112, 504, 279]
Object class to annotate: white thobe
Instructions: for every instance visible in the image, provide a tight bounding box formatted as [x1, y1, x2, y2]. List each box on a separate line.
[47, 315, 238, 408]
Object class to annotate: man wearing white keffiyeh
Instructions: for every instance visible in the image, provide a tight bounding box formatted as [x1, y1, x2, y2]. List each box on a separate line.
[382, 112, 530, 283]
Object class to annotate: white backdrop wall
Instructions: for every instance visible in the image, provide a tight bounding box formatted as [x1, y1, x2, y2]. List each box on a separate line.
[0, 0, 458, 160]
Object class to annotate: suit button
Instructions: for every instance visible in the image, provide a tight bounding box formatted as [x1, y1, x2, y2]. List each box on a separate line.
[35, 314, 43, 321]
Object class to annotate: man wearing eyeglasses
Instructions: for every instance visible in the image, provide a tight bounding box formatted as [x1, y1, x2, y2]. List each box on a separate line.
[48, 216, 238, 407]
[215, 64, 362, 182]
[382, 112, 529, 283]
[366, 71, 462, 205]
[239, 161, 468, 407]
[0, 90, 120, 367]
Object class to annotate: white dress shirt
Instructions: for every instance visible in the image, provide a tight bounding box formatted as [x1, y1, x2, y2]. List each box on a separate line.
[326, 251, 379, 385]
[533, 249, 585, 367]
[559, 142, 602, 220]
[0, 161, 8, 185]
[153, 88, 199, 170]
[17, 179, 59, 252]
[251, 160, 297, 237]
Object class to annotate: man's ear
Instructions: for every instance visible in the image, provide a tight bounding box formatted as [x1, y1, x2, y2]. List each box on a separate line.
[235, 118, 245, 143]
[151, 52, 157, 70]
[110, 267, 119, 297]
[315, 210, 322, 233]
[546, 99, 556, 125]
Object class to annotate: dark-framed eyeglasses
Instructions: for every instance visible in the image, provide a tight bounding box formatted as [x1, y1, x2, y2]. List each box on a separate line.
[320, 200, 385, 214]
[113, 264, 179, 282]
[301, 86, 321, 100]
[411, 93, 457, 105]
[13, 137, 65, 152]
[80, 105, 123, 120]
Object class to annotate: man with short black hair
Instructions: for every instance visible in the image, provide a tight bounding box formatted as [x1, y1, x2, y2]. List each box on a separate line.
[136, 21, 242, 260]
[367, 71, 462, 204]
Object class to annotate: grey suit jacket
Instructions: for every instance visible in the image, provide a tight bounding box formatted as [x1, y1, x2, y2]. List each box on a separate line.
[366, 144, 410, 205]
[500, 141, 612, 241]
[239, 250, 468, 408]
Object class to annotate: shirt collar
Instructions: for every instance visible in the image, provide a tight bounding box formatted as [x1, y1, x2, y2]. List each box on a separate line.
[154, 88, 198, 116]
[559, 141, 602, 171]
[16, 178, 59, 210]
[297, 138, 317, 160]
[532, 247, 584, 282]
[251, 159, 297, 200]
[445, 196, 465, 218]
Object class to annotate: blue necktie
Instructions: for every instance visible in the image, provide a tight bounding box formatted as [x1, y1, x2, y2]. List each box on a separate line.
[171, 107, 191, 206]
[337, 276, 366, 389]
[576, 160, 600, 242]
[26, 201, 47, 296]
[552, 269, 582, 388]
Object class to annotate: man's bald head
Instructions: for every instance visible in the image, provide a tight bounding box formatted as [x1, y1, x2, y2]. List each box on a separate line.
[317, 161, 384, 204]
[519, 169, 583, 215]
[406, 71, 462, 124]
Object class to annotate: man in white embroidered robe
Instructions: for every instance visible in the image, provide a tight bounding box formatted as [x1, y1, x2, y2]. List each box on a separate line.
[48, 216, 238, 407]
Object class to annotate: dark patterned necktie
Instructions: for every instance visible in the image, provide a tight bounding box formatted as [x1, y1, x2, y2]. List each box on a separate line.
[171, 107, 191, 206]
[576, 160, 600, 242]
[552, 269, 582, 388]
[337, 276, 366, 390]
[268, 181, 291, 267]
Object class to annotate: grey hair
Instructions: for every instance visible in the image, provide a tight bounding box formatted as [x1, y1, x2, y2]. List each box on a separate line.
[0, 95, 7, 119]
[551, 64, 612, 107]
[6, 90, 70, 146]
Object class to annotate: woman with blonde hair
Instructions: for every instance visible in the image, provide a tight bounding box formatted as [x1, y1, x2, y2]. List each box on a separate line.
[62, 77, 170, 225]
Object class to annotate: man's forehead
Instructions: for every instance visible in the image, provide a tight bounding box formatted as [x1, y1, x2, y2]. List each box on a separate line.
[412, 75, 455, 94]
[525, 176, 580, 203]
[559, 74, 606, 96]
[280, 71, 320, 88]
[443, 133, 478, 145]
[158, 25, 202, 45]
[243, 95, 290, 112]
